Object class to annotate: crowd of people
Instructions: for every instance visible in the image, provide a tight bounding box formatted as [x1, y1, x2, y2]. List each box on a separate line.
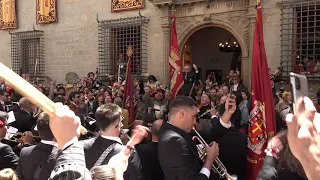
[0, 63, 319, 180]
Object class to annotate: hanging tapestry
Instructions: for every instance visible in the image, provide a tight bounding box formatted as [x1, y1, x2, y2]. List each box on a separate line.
[36, 0, 57, 24]
[112, 0, 145, 12]
[0, 0, 17, 30]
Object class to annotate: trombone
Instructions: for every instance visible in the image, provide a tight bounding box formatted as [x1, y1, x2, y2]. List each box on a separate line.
[192, 127, 238, 180]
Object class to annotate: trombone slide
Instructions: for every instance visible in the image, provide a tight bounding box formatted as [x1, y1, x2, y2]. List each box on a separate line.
[0, 63, 87, 135]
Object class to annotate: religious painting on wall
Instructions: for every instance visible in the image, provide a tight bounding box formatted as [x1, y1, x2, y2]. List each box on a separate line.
[36, 0, 57, 24]
[0, 0, 17, 30]
[112, 0, 145, 13]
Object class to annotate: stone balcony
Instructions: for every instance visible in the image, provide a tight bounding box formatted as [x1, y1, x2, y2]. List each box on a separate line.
[148, 0, 207, 7]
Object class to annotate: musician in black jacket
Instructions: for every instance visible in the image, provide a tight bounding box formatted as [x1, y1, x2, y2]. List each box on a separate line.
[81, 103, 144, 180]
[158, 96, 236, 180]
[0, 90, 10, 112]
[8, 97, 37, 133]
[0, 111, 19, 170]
[16, 112, 57, 180]
[181, 64, 199, 97]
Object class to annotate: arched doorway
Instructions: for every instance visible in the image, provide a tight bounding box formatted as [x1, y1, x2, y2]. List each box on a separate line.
[181, 26, 242, 84]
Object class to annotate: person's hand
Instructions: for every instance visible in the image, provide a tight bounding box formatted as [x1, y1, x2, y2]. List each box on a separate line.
[225, 94, 237, 115]
[265, 131, 287, 158]
[208, 106, 216, 117]
[193, 64, 198, 71]
[21, 131, 33, 144]
[127, 125, 150, 147]
[206, 142, 219, 161]
[50, 103, 81, 149]
[220, 94, 236, 125]
[286, 97, 320, 179]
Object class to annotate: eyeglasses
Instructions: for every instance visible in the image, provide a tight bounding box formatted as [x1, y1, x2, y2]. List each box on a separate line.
[115, 115, 124, 128]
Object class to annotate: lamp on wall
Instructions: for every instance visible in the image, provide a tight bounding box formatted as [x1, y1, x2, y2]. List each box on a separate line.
[219, 36, 241, 53]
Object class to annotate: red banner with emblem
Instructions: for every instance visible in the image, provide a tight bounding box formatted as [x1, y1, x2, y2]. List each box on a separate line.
[169, 13, 184, 97]
[123, 51, 134, 126]
[246, 7, 276, 180]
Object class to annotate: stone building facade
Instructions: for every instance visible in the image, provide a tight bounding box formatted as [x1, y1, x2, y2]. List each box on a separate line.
[0, 0, 284, 87]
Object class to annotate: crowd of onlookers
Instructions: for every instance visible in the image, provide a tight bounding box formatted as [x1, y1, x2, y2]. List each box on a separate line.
[1, 65, 320, 180]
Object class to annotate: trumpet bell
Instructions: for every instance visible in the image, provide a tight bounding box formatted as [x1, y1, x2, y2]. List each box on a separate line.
[192, 127, 238, 180]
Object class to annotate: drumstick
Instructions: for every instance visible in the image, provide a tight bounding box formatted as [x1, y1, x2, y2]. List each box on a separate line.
[0, 63, 87, 135]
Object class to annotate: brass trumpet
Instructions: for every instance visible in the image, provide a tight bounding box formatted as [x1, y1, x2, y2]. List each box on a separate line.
[192, 127, 238, 180]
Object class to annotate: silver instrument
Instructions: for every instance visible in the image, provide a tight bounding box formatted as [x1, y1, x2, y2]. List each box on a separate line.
[192, 127, 238, 180]
[197, 105, 220, 120]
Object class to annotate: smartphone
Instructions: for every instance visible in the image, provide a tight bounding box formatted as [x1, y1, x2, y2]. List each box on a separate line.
[290, 72, 308, 113]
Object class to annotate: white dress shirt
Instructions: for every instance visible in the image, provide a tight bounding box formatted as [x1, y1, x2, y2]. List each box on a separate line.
[41, 140, 57, 147]
[100, 135, 123, 145]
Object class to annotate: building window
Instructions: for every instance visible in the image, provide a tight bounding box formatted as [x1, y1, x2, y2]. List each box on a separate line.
[281, 0, 320, 82]
[11, 30, 45, 80]
[98, 16, 148, 81]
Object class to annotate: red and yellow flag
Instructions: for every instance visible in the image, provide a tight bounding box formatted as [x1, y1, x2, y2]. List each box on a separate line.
[169, 13, 184, 97]
[246, 7, 276, 180]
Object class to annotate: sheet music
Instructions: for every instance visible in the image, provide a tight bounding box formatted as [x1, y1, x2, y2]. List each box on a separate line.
[4, 126, 18, 140]
[7, 111, 16, 124]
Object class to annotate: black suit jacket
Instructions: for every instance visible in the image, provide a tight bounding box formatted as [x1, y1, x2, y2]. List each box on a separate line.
[16, 142, 56, 180]
[158, 121, 207, 180]
[0, 142, 19, 170]
[81, 136, 123, 169]
[81, 136, 144, 180]
[9, 109, 37, 133]
[136, 142, 164, 180]
[182, 71, 199, 96]
[209, 130, 247, 180]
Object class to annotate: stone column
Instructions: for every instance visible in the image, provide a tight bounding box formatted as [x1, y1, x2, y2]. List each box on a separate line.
[245, 14, 257, 90]
[161, 14, 171, 86]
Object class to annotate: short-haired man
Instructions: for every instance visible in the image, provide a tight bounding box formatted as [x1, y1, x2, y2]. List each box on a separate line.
[0, 90, 9, 112]
[136, 119, 164, 180]
[81, 103, 146, 180]
[181, 64, 199, 97]
[16, 112, 57, 180]
[9, 97, 36, 133]
[69, 91, 80, 113]
[159, 96, 235, 180]
[0, 111, 19, 170]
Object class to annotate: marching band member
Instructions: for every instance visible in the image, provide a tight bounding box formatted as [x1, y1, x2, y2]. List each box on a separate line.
[16, 112, 57, 180]
[158, 95, 235, 180]
[0, 111, 19, 170]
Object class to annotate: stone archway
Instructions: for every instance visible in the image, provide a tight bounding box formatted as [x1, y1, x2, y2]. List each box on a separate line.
[176, 16, 251, 86]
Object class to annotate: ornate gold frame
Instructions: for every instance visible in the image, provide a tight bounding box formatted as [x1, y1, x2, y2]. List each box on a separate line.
[0, 0, 17, 30]
[36, 0, 57, 24]
[111, 0, 145, 13]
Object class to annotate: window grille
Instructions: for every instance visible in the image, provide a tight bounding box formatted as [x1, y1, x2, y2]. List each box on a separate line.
[11, 30, 45, 80]
[98, 16, 148, 82]
[281, 0, 320, 83]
